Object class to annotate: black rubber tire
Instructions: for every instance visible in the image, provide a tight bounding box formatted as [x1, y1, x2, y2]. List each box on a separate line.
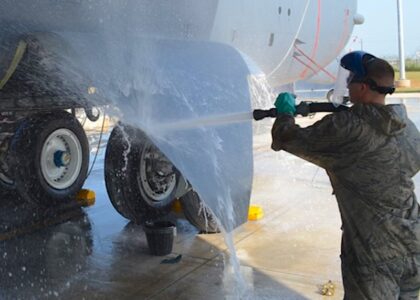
[0, 168, 22, 206]
[104, 124, 179, 224]
[9, 111, 89, 206]
[180, 190, 220, 234]
[0, 179, 14, 197]
[0, 170, 20, 203]
[0, 187, 19, 203]
[0, 138, 17, 195]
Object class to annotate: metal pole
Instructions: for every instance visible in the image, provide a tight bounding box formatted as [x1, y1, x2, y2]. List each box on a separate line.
[397, 0, 406, 80]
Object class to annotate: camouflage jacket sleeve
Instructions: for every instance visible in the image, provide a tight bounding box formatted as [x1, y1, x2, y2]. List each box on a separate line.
[271, 112, 369, 170]
[400, 118, 420, 177]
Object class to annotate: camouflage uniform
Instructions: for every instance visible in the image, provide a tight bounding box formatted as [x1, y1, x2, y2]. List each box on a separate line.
[271, 103, 420, 299]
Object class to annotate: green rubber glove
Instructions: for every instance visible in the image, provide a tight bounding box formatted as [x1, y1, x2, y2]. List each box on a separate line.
[274, 92, 296, 116]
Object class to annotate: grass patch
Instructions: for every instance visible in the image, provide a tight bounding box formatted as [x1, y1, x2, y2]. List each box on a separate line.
[395, 71, 420, 93]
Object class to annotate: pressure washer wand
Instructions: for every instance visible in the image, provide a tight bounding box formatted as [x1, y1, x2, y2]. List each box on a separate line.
[253, 102, 349, 121]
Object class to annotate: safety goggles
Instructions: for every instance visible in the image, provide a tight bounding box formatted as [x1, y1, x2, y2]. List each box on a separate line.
[347, 75, 395, 95]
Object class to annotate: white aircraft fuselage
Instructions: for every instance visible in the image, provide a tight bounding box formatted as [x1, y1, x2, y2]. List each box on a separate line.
[1, 0, 360, 88]
[212, 0, 359, 87]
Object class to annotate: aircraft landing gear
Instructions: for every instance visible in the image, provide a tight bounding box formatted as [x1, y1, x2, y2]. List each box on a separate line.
[104, 123, 180, 224]
[8, 111, 89, 206]
[104, 123, 220, 232]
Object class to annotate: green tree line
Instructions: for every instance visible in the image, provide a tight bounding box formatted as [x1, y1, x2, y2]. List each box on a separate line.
[390, 58, 420, 72]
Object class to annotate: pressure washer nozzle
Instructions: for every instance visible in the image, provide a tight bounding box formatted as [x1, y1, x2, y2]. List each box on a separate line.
[253, 108, 278, 121]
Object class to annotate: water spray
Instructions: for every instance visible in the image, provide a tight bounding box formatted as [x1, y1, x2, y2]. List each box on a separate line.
[155, 111, 254, 132]
[153, 101, 349, 134]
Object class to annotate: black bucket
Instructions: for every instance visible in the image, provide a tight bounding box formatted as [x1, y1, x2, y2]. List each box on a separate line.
[144, 221, 176, 256]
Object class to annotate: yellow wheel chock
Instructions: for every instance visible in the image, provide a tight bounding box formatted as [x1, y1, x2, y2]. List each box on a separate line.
[76, 189, 96, 207]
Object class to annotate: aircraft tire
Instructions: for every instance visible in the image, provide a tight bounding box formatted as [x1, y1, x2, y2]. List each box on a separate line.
[0, 187, 17, 200]
[0, 179, 14, 196]
[0, 142, 18, 197]
[104, 124, 179, 224]
[10, 111, 89, 206]
[180, 190, 220, 234]
[0, 174, 22, 205]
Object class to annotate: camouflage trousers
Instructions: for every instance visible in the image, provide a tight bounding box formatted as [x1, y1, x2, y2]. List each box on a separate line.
[342, 255, 420, 300]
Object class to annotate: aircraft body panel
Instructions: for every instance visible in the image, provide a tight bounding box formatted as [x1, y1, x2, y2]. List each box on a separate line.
[210, 0, 359, 87]
[0, 0, 359, 87]
[211, 0, 306, 83]
[0, 1, 219, 40]
[268, 0, 358, 86]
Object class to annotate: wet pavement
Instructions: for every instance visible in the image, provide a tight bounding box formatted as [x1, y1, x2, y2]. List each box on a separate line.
[0, 96, 419, 299]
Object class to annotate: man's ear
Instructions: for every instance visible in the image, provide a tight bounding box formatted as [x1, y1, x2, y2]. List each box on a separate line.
[360, 82, 369, 94]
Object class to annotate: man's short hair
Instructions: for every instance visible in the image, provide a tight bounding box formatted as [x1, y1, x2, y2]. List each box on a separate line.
[365, 58, 395, 86]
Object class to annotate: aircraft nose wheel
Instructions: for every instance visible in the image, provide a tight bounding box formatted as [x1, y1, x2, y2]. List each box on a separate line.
[9, 111, 89, 206]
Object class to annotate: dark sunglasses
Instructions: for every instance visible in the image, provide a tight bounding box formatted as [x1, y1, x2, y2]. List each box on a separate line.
[347, 76, 395, 95]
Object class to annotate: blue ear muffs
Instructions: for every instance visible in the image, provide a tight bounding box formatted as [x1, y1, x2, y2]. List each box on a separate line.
[340, 51, 395, 95]
[340, 51, 376, 81]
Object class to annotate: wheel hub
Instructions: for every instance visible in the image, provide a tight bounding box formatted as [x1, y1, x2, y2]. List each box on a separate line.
[41, 129, 83, 190]
[139, 143, 176, 203]
[54, 150, 71, 167]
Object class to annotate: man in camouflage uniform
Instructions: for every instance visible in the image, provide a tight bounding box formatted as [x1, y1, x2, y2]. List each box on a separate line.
[271, 51, 420, 299]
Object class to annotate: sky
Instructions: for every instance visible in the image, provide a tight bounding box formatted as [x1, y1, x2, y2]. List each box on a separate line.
[351, 0, 420, 58]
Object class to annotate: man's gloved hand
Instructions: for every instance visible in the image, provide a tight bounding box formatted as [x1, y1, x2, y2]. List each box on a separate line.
[274, 92, 296, 116]
[271, 114, 296, 151]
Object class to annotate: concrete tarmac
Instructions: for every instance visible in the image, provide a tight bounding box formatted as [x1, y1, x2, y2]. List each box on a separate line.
[0, 95, 419, 299]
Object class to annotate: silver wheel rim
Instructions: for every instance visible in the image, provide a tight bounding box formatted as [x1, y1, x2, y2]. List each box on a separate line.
[41, 128, 83, 190]
[138, 143, 176, 204]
